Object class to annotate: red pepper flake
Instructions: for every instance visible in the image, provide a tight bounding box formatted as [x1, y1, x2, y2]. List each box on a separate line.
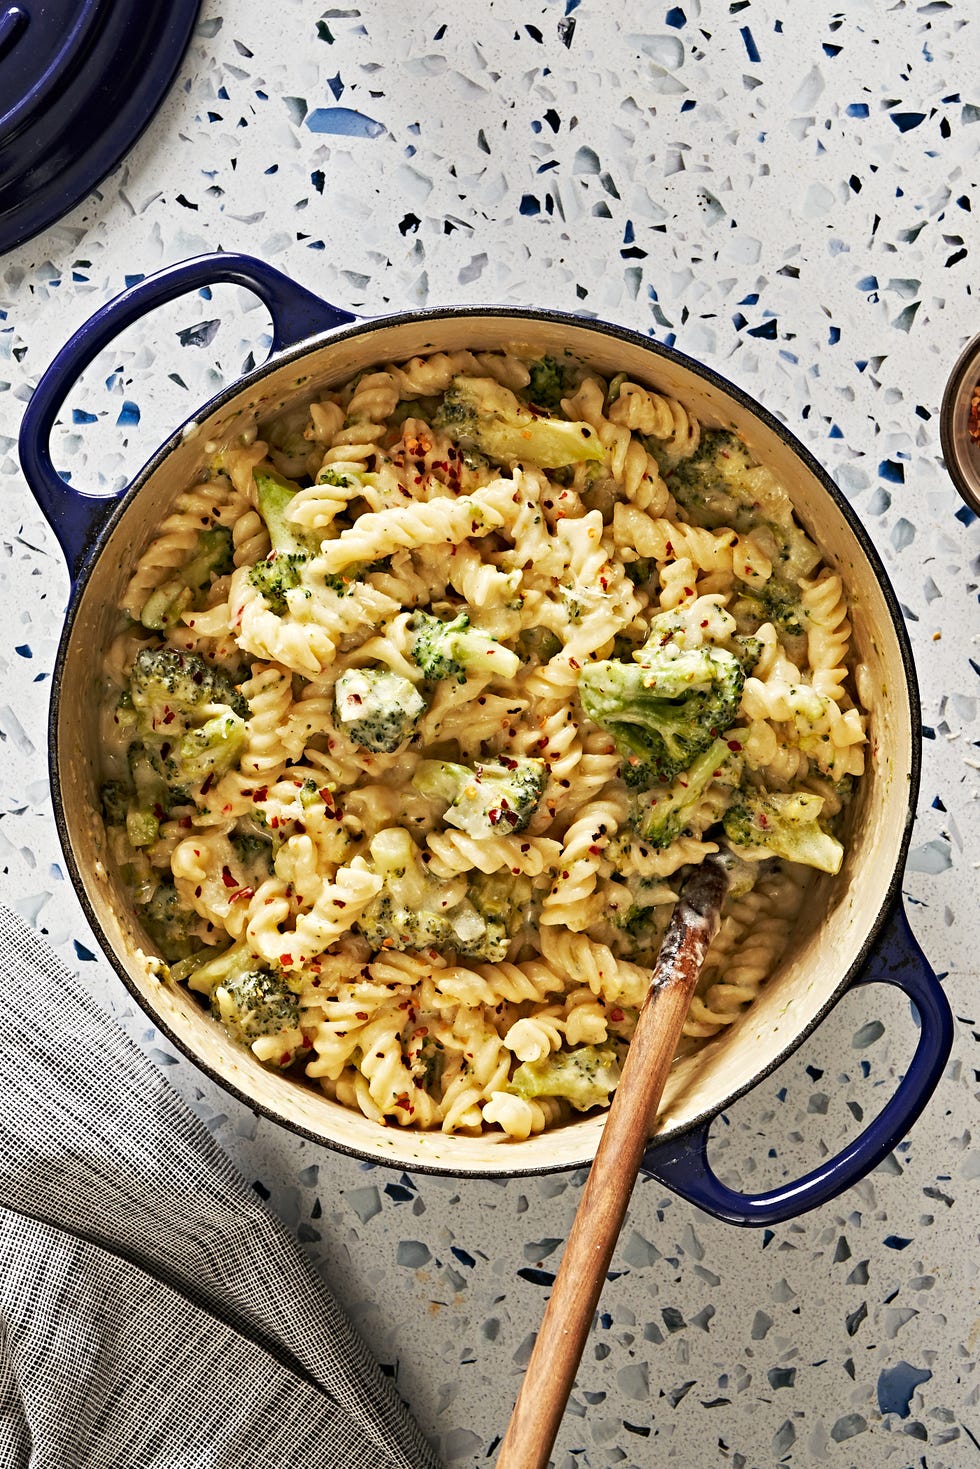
[221, 866, 237, 888]
[610, 1007, 624, 1022]
[727, 740, 743, 752]
[355, 1011, 369, 1020]
[281, 953, 293, 967]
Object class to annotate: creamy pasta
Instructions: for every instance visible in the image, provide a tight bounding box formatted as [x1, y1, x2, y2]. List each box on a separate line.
[98, 349, 868, 1138]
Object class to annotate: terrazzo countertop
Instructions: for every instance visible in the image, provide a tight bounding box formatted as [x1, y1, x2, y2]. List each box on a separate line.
[2, 2, 979, 1464]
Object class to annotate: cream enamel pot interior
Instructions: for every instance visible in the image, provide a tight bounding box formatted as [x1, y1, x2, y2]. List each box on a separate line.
[18, 254, 953, 1225]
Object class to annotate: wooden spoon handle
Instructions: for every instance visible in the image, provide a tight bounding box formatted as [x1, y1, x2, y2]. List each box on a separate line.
[496, 859, 729, 1469]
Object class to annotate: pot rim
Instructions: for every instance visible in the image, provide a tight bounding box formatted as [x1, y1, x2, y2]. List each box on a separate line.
[50, 302, 922, 1177]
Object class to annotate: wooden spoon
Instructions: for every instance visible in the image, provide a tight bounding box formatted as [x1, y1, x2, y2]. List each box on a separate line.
[496, 855, 731, 1469]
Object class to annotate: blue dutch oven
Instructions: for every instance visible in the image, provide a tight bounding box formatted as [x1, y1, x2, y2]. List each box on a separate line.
[18, 254, 954, 1224]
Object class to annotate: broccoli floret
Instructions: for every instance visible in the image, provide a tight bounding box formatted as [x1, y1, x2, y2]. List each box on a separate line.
[578, 636, 744, 786]
[624, 556, 656, 588]
[738, 576, 806, 638]
[524, 355, 570, 412]
[413, 756, 546, 836]
[99, 780, 131, 826]
[129, 646, 247, 725]
[357, 893, 457, 953]
[138, 881, 199, 960]
[389, 396, 442, 429]
[356, 829, 457, 953]
[510, 1044, 621, 1112]
[666, 430, 820, 580]
[334, 666, 426, 752]
[126, 648, 247, 794]
[247, 465, 324, 613]
[229, 830, 276, 879]
[409, 610, 521, 683]
[180, 938, 306, 1065]
[171, 709, 249, 786]
[140, 526, 234, 631]
[434, 375, 604, 469]
[247, 552, 310, 616]
[631, 738, 738, 848]
[463, 870, 535, 962]
[357, 827, 517, 960]
[733, 634, 764, 675]
[212, 970, 301, 1050]
[722, 788, 844, 875]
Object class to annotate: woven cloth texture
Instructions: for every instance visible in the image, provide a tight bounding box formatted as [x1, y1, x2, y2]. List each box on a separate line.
[0, 905, 440, 1469]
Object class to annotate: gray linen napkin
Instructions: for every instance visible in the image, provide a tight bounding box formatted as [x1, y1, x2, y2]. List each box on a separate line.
[0, 906, 441, 1469]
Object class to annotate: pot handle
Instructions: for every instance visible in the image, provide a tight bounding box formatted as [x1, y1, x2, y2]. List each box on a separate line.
[18, 253, 356, 580]
[639, 903, 952, 1226]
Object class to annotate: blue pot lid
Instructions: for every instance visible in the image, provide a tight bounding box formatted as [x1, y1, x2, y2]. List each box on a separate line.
[0, 0, 200, 255]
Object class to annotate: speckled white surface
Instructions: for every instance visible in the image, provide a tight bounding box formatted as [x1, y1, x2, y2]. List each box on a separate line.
[2, 2, 979, 1464]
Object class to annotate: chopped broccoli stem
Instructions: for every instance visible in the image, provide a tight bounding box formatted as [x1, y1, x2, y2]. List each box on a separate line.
[578, 636, 744, 786]
[140, 526, 234, 631]
[413, 756, 546, 836]
[125, 807, 159, 849]
[128, 743, 170, 815]
[632, 738, 738, 848]
[409, 610, 521, 683]
[510, 1044, 621, 1111]
[253, 466, 321, 557]
[722, 788, 844, 874]
[334, 666, 426, 752]
[434, 375, 604, 469]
